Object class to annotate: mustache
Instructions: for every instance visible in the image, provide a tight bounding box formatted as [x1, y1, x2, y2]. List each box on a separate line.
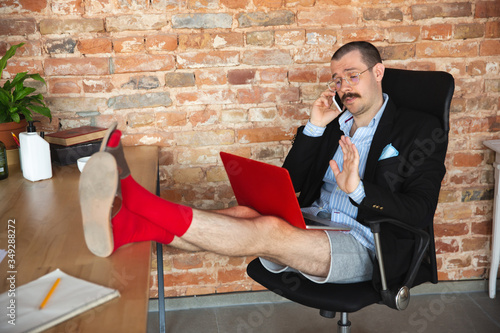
[341, 93, 361, 103]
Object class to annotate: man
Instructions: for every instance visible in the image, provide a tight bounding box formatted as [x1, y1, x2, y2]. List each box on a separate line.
[80, 41, 446, 287]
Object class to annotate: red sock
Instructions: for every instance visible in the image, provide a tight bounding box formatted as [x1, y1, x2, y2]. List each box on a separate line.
[120, 176, 193, 237]
[108, 130, 121, 147]
[105, 130, 193, 237]
[112, 203, 175, 251]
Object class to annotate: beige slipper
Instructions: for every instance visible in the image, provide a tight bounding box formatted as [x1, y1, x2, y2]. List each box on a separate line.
[99, 122, 118, 152]
[79, 151, 118, 257]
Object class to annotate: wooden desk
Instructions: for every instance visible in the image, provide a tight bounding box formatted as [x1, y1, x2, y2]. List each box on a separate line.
[0, 146, 158, 332]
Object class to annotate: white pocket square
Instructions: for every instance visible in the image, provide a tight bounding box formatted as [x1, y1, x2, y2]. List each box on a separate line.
[379, 143, 399, 161]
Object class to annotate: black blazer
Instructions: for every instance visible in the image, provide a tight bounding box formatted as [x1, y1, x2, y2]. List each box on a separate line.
[283, 98, 447, 288]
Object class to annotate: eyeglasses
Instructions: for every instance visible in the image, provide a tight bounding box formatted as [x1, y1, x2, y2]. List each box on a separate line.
[327, 65, 376, 92]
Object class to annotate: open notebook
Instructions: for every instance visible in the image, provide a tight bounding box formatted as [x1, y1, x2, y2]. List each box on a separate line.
[0, 269, 119, 333]
[220, 152, 350, 231]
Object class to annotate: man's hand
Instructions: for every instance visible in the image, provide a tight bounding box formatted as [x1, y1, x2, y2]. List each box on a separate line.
[310, 89, 342, 128]
[329, 136, 361, 194]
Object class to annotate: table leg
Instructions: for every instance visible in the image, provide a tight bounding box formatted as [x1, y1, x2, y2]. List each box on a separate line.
[490, 162, 500, 298]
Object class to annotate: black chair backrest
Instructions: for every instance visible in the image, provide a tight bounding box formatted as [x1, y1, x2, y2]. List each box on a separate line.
[382, 68, 454, 133]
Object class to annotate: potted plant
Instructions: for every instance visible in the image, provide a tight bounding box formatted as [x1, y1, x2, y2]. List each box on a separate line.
[0, 42, 51, 149]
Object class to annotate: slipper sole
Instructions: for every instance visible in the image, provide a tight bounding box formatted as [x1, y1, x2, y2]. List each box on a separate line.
[79, 152, 118, 257]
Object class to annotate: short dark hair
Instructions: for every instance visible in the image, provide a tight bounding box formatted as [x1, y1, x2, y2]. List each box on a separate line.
[331, 41, 382, 67]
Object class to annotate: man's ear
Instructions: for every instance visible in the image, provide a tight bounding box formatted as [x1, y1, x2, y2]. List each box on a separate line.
[373, 63, 385, 83]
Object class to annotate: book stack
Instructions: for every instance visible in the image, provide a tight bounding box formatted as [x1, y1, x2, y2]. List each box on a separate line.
[45, 126, 107, 166]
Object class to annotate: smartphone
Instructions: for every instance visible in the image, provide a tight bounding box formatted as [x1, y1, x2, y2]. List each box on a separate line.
[332, 92, 343, 112]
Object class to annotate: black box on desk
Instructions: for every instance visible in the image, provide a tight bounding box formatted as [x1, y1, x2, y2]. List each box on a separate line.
[50, 140, 102, 166]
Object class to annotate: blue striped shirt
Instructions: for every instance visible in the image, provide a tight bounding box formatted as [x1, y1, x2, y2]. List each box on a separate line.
[301, 93, 389, 252]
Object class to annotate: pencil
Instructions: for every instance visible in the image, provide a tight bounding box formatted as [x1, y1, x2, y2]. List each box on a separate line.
[11, 132, 20, 147]
[39, 278, 61, 310]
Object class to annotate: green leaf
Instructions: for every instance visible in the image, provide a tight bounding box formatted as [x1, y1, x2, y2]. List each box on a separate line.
[0, 43, 24, 79]
[10, 112, 20, 123]
[0, 89, 11, 105]
[27, 104, 52, 119]
[27, 73, 46, 84]
[14, 87, 36, 101]
[9, 72, 28, 88]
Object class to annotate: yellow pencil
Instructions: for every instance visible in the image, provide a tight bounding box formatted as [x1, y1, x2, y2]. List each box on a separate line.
[39, 278, 61, 310]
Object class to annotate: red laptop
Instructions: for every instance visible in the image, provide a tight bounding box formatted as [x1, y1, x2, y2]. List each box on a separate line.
[220, 152, 350, 231]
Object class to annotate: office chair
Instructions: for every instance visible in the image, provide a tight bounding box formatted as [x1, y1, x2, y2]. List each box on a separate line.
[247, 68, 455, 332]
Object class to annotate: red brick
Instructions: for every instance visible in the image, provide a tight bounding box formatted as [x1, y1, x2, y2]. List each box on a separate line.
[163, 271, 216, 288]
[411, 3, 472, 20]
[48, 78, 81, 94]
[486, 21, 500, 38]
[212, 32, 244, 48]
[471, 221, 492, 235]
[259, 68, 288, 84]
[194, 69, 227, 85]
[480, 40, 500, 56]
[434, 222, 469, 237]
[446, 256, 472, 269]
[237, 127, 293, 143]
[77, 38, 112, 54]
[178, 51, 239, 68]
[146, 34, 178, 52]
[405, 61, 436, 71]
[421, 24, 452, 41]
[386, 26, 420, 43]
[220, 0, 250, 9]
[278, 104, 310, 121]
[178, 33, 211, 50]
[44, 57, 109, 76]
[40, 18, 104, 34]
[112, 55, 175, 73]
[298, 9, 357, 26]
[189, 109, 218, 126]
[228, 69, 256, 85]
[379, 44, 415, 60]
[275, 29, 305, 46]
[288, 67, 317, 83]
[452, 152, 484, 167]
[237, 86, 299, 104]
[218, 268, 249, 284]
[467, 60, 487, 76]
[442, 204, 472, 220]
[173, 255, 204, 270]
[462, 268, 487, 279]
[0, 18, 37, 36]
[242, 49, 292, 66]
[341, 27, 384, 42]
[113, 37, 145, 53]
[462, 236, 489, 252]
[4, 60, 43, 77]
[253, 0, 283, 8]
[475, 0, 500, 18]
[176, 89, 235, 105]
[363, 8, 403, 22]
[82, 78, 114, 93]
[454, 23, 485, 39]
[52, 0, 84, 15]
[2, 0, 47, 12]
[416, 41, 477, 58]
[286, 0, 315, 5]
[435, 239, 460, 254]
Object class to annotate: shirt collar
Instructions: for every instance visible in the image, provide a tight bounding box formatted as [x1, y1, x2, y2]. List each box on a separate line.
[339, 93, 389, 134]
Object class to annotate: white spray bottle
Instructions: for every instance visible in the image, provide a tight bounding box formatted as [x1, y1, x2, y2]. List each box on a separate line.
[19, 121, 52, 181]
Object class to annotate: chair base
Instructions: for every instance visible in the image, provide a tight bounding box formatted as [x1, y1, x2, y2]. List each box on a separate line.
[320, 310, 351, 333]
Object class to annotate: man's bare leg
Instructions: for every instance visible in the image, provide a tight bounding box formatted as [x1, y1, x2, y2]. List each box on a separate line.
[170, 207, 331, 277]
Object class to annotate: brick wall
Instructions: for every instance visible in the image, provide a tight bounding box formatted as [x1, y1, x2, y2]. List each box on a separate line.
[1, 0, 498, 298]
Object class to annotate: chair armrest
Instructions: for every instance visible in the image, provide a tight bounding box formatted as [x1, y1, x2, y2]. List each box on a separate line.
[365, 217, 430, 310]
